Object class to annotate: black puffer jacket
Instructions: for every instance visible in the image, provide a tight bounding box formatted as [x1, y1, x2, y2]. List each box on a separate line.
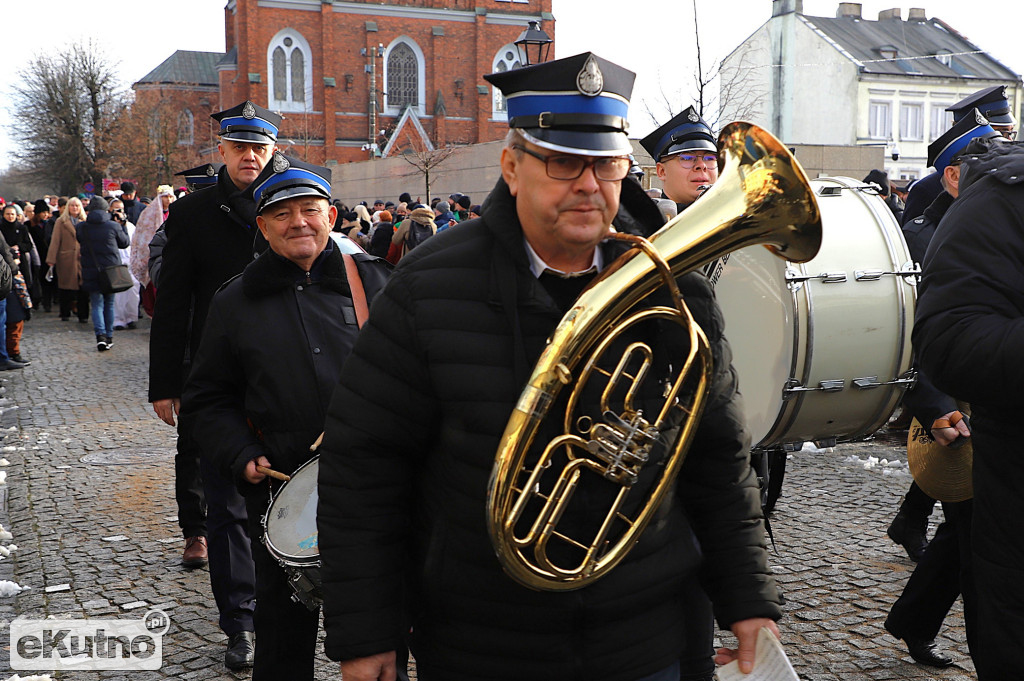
[76, 210, 129, 292]
[318, 178, 780, 680]
[181, 243, 391, 493]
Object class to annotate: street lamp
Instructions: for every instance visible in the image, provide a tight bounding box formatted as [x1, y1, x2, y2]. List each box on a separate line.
[514, 21, 552, 66]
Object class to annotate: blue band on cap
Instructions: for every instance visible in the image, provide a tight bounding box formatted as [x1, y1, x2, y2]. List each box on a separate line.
[934, 123, 997, 171]
[186, 176, 218, 186]
[219, 115, 280, 137]
[253, 167, 330, 206]
[505, 92, 629, 124]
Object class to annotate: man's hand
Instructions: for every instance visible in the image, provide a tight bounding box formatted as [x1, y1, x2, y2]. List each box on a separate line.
[930, 410, 970, 446]
[714, 618, 780, 674]
[339, 651, 397, 681]
[152, 398, 181, 426]
[243, 455, 273, 484]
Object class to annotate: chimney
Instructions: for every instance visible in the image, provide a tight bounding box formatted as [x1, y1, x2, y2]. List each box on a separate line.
[772, 0, 804, 17]
[836, 3, 862, 19]
[908, 7, 927, 20]
[878, 8, 902, 20]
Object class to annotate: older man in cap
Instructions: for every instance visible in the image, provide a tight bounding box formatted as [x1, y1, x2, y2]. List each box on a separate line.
[318, 52, 781, 681]
[182, 153, 391, 681]
[641, 106, 719, 213]
[149, 100, 281, 670]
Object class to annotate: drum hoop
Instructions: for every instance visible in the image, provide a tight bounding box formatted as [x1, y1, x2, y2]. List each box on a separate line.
[262, 454, 320, 564]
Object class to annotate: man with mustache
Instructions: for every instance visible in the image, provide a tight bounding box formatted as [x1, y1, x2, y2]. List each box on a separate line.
[318, 52, 781, 681]
[642, 106, 719, 212]
[148, 100, 280, 671]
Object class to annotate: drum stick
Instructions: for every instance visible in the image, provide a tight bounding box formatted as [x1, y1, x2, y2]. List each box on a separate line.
[256, 465, 291, 482]
[310, 432, 324, 452]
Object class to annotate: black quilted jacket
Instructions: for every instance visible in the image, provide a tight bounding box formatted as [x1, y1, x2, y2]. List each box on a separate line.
[317, 178, 781, 681]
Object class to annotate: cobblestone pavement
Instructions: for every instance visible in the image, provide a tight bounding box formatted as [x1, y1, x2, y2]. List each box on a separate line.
[0, 312, 974, 680]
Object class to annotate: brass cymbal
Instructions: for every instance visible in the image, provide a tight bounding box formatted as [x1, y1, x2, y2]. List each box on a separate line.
[906, 418, 973, 502]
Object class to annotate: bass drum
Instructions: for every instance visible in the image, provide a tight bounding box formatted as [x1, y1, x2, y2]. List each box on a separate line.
[709, 176, 917, 449]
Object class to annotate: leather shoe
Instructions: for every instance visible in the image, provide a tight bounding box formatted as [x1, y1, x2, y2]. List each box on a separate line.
[904, 637, 953, 667]
[181, 536, 208, 568]
[887, 510, 928, 562]
[0, 359, 25, 371]
[224, 631, 254, 670]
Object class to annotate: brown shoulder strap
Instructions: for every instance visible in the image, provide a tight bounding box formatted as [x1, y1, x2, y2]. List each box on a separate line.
[341, 252, 369, 328]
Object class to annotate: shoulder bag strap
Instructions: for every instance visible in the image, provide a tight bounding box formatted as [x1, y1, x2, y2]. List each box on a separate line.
[341, 253, 369, 329]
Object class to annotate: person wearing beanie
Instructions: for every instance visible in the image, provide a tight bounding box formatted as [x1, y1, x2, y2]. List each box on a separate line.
[863, 169, 904, 222]
[29, 199, 53, 312]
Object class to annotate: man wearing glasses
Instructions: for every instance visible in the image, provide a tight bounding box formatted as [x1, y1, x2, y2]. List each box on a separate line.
[317, 52, 781, 681]
[641, 106, 719, 212]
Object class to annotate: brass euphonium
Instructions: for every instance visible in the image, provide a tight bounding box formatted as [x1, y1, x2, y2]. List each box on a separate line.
[486, 122, 823, 591]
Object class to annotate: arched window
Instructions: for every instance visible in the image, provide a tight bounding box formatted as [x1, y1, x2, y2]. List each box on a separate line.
[491, 45, 522, 118]
[267, 29, 313, 112]
[384, 38, 425, 115]
[177, 109, 194, 146]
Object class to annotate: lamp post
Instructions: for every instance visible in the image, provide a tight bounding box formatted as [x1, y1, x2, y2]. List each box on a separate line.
[514, 20, 552, 66]
[362, 43, 385, 159]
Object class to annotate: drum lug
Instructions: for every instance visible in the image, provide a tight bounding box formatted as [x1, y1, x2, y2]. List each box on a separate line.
[785, 268, 847, 291]
[783, 378, 845, 399]
[854, 261, 922, 283]
[852, 370, 917, 390]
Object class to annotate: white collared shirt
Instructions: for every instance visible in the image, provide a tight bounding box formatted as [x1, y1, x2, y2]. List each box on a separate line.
[523, 238, 604, 279]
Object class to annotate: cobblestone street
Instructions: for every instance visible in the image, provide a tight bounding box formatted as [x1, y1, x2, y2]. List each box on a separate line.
[0, 312, 974, 680]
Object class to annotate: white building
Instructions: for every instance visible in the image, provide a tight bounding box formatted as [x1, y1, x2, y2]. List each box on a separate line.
[721, 0, 1022, 180]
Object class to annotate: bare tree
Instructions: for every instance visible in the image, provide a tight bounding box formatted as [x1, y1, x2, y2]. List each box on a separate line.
[398, 145, 459, 200]
[10, 41, 127, 194]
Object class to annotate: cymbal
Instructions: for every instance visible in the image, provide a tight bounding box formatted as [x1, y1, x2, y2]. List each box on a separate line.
[906, 418, 973, 502]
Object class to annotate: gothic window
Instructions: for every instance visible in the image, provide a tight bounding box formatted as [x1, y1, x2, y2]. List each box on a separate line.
[267, 30, 313, 112]
[384, 38, 425, 115]
[177, 109, 194, 146]
[492, 45, 522, 118]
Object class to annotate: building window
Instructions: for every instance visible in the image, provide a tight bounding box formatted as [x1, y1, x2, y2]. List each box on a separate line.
[177, 109, 194, 146]
[384, 38, 425, 115]
[935, 51, 952, 67]
[267, 29, 313, 112]
[868, 101, 891, 139]
[899, 103, 923, 141]
[491, 45, 522, 118]
[930, 104, 954, 141]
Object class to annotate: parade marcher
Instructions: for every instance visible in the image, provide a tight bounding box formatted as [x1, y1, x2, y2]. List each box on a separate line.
[902, 85, 1016, 225]
[318, 52, 781, 681]
[913, 123, 1024, 681]
[641, 105, 718, 212]
[149, 100, 280, 670]
[884, 117, 1002, 668]
[182, 155, 391, 681]
[77, 196, 130, 352]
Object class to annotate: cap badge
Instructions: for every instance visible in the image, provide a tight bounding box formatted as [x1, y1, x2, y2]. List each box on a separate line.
[273, 154, 290, 173]
[576, 55, 604, 97]
[687, 110, 699, 123]
[205, 165, 216, 177]
[242, 101, 256, 120]
[975, 109, 987, 126]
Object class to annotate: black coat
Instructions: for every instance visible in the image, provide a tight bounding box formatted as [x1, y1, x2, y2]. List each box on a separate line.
[0, 218, 35, 286]
[317, 177, 780, 680]
[181, 243, 391, 493]
[148, 167, 268, 402]
[368, 221, 394, 258]
[75, 210, 130, 292]
[901, 170, 942, 226]
[121, 197, 145, 226]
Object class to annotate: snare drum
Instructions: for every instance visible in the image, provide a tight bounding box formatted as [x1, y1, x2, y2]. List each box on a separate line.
[711, 176, 917, 448]
[262, 456, 322, 610]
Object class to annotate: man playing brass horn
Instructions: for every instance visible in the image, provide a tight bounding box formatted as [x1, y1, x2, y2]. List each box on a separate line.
[318, 52, 782, 681]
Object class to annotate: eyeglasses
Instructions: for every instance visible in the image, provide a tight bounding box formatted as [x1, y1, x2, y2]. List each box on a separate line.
[511, 145, 630, 181]
[668, 152, 718, 170]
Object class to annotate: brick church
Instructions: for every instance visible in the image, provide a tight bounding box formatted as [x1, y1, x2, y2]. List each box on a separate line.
[134, 0, 554, 169]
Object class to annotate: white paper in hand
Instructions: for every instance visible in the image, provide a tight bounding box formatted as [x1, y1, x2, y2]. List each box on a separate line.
[716, 627, 799, 681]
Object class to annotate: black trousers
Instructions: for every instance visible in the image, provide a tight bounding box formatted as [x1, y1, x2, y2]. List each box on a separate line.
[175, 423, 207, 538]
[679, 580, 715, 681]
[58, 288, 89, 321]
[198, 446, 256, 636]
[898, 481, 936, 522]
[886, 500, 974, 649]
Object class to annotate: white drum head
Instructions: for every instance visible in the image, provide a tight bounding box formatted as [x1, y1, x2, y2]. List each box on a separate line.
[264, 457, 320, 564]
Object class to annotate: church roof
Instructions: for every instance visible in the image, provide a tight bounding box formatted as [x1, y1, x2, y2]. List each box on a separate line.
[136, 50, 224, 86]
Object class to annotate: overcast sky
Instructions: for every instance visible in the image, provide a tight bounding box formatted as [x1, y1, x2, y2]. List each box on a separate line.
[1, 1, 1019, 173]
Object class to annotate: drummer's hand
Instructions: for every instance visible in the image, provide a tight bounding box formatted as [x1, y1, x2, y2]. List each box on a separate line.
[152, 398, 180, 426]
[339, 651, 397, 681]
[715, 618, 779, 673]
[243, 455, 273, 484]
[930, 410, 970, 446]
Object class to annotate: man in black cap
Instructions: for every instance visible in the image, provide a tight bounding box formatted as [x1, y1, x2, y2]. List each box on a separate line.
[182, 153, 391, 681]
[902, 85, 1017, 224]
[641, 106, 719, 212]
[318, 52, 780, 681]
[119, 182, 145, 225]
[174, 163, 223, 193]
[148, 100, 281, 670]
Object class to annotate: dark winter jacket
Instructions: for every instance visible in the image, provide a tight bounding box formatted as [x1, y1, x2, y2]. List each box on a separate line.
[121, 197, 145, 225]
[148, 167, 268, 402]
[1, 217, 35, 286]
[901, 170, 942, 226]
[181, 242, 391, 494]
[368, 221, 394, 258]
[75, 210, 130, 292]
[317, 177, 780, 680]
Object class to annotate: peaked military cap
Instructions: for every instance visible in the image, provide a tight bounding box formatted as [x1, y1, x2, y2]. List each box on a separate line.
[251, 152, 331, 213]
[928, 108, 999, 172]
[483, 52, 635, 156]
[211, 100, 281, 144]
[947, 85, 1015, 126]
[640, 105, 717, 160]
[175, 163, 223, 192]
